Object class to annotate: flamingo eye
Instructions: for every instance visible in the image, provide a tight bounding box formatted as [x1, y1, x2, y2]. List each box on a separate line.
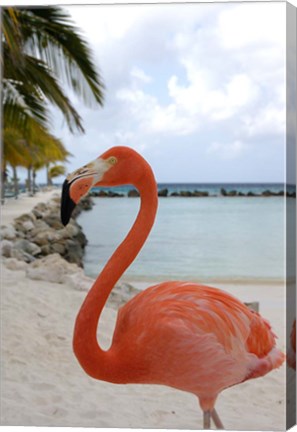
[108, 156, 118, 165]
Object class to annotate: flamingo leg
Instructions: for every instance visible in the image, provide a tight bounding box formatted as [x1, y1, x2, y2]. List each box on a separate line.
[211, 409, 224, 429]
[203, 410, 211, 429]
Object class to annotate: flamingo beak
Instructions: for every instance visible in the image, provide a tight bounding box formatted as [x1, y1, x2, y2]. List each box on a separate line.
[60, 163, 97, 226]
[61, 158, 111, 226]
[61, 179, 77, 226]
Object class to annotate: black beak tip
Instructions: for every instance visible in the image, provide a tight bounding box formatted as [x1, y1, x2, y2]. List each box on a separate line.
[61, 179, 76, 226]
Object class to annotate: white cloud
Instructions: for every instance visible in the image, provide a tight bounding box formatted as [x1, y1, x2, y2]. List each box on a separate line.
[244, 106, 286, 137]
[217, 3, 286, 50]
[149, 103, 198, 136]
[168, 72, 259, 121]
[67, 5, 147, 44]
[171, 7, 284, 127]
[116, 87, 195, 136]
[107, 2, 285, 144]
[207, 140, 247, 160]
[42, 2, 286, 184]
[130, 67, 152, 84]
[116, 88, 156, 120]
[167, 73, 205, 116]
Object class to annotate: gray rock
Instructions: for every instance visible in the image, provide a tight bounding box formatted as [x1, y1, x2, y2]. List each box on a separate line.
[193, 190, 209, 197]
[14, 239, 41, 256]
[34, 202, 48, 212]
[93, 190, 108, 197]
[33, 230, 57, 246]
[26, 253, 81, 284]
[109, 282, 141, 307]
[4, 257, 28, 271]
[11, 248, 35, 263]
[28, 220, 50, 239]
[51, 243, 66, 255]
[43, 214, 64, 230]
[244, 301, 259, 313]
[40, 244, 52, 255]
[53, 229, 68, 242]
[74, 230, 87, 248]
[32, 209, 44, 219]
[22, 220, 35, 232]
[64, 271, 93, 291]
[64, 239, 84, 266]
[64, 223, 80, 237]
[1, 224, 16, 240]
[32, 202, 48, 219]
[128, 189, 140, 197]
[180, 191, 193, 197]
[14, 212, 36, 225]
[158, 188, 168, 197]
[1, 239, 13, 257]
[72, 195, 93, 213]
[3, 190, 91, 271]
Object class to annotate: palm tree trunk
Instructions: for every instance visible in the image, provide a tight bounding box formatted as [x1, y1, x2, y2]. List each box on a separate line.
[46, 163, 52, 186]
[32, 168, 37, 195]
[27, 165, 33, 196]
[12, 166, 19, 199]
[1, 164, 7, 204]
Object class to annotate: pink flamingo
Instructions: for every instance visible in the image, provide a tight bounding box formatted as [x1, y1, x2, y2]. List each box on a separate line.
[288, 320, 296, 371]
[61, 146, 284, 429]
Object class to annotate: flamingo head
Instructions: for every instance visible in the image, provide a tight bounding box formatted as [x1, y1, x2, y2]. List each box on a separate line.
[61, 146, 148, 226]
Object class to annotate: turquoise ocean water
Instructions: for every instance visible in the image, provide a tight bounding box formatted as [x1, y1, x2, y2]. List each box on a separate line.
[77, 184, 286, 285]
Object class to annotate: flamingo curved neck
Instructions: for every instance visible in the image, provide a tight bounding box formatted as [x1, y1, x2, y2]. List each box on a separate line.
[72, 165, 158, 382]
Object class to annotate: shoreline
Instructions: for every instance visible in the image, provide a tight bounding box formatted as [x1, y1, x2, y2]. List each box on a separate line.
[1, 189, 288, 430]
[120, 276, 286, 288]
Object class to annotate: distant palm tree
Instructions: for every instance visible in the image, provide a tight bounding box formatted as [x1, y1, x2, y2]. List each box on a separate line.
[2, 6, 104, 133]
[47, 164, 67, 186]
[2, 128, 30, 199]
[3, 122, 71, 197]
[26, 127, 71, 188]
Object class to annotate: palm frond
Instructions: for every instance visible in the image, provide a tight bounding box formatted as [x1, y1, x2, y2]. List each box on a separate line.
[17, 7, 104, 107]
[2, 78, 48, 130]
[3, 41, 84, 133]
[2, 5, 105, 138]
[21, 55, 84, 133]
[3, 127, 30, 167]
[1, 8, 23, 66]
[48, 164, 66, 179]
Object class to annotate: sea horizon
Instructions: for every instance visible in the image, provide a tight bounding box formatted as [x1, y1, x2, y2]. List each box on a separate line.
[88, 181, 295, 197]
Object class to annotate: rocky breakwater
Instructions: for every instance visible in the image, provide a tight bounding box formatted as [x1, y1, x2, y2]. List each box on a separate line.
[1, 193, 92, 267]
[1, 193, 141, 307]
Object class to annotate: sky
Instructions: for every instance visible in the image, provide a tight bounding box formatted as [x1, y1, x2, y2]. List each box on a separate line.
[21, 1, 287, 184]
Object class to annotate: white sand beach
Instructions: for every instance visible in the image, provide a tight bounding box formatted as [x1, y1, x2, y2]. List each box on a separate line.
[0, 191, 289, 430]
[1, 189, 60, 227]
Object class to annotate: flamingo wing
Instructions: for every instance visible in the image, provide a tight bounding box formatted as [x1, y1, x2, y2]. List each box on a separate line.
[111, 282, 284, 396]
